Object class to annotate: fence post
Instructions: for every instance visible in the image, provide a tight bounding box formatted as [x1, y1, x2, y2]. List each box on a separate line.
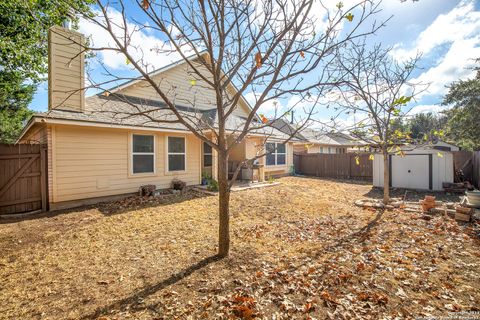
[348, 154, 352, 179]
[474, 151, 480, 189]
[40, 147, 47, 212]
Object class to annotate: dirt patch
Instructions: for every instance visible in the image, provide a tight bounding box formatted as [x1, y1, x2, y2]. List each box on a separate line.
[0, 177, 478, 319]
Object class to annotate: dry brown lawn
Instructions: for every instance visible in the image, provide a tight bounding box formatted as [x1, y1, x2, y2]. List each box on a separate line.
[0, 176, 479, 320]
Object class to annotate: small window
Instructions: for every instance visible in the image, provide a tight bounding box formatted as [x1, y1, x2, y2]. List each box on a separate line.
[203, 142, 212, 167]
[132, 134, 155, 174]
[266, 142, 286, 166]
[168, 136, 186, 171]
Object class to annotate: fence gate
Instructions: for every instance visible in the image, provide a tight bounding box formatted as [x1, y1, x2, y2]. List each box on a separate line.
[0, 144, 47, 215]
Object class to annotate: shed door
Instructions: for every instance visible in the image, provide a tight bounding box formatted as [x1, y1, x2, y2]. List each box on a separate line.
[391, 155, 430, 190]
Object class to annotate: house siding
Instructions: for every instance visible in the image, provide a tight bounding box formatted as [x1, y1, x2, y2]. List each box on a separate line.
[293, 143, 351, 154]
[117, 63, 251, 117]
[51, 125, 201, 203]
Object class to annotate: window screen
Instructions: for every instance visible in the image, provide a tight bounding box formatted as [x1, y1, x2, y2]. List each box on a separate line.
[168, 137, 186, 171]
[132, 134, 154, 173]
[266, 142, 286, 166]
[203, 142, 212, 167]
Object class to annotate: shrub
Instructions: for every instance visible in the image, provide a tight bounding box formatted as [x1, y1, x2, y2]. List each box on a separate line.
[139, 184, 156, 196]
[171, 179, 187, 191]
[207, 178, 219, 192]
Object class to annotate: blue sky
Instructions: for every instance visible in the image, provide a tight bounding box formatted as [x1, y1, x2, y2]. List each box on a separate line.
[30, 0, 480, 124]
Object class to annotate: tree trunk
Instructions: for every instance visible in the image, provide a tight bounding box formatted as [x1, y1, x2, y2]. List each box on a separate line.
[217, 150, 230, 257]
[383, 150, 390, 204]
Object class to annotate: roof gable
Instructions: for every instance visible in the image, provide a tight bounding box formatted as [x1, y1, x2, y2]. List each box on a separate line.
[107, 52, 253, 118]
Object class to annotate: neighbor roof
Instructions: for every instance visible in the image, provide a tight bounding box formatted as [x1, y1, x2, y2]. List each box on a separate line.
[271, 119, 364, 146]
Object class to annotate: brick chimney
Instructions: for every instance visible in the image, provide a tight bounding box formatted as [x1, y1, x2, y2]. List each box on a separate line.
[48, 24, 85, 112]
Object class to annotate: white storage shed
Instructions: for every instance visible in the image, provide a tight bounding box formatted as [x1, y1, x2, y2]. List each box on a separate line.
[373, 142, 458, 191]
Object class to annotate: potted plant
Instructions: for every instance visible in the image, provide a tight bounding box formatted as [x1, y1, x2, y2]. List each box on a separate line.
[201, 173, 211, 186]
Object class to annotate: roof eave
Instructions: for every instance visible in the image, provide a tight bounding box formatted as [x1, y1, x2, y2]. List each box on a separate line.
[15, 115, 42, 144]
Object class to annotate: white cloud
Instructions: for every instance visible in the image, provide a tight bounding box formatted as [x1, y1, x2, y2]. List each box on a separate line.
[408, 104, 445, 115]
[244, 91, 327, 119]
[412, 37, 480, 98]
[251, 0, 371, 41]
[79, 8, 193, 72]
[244, 92, 283, 116]
[391, 0, 480, 61]
[390, 0, 480, 99]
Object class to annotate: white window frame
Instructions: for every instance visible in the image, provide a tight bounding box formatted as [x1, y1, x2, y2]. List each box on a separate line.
[166, 136, 187, 173]
[266, 142, 287, 166]
[203, 141, 213, 168]
[131, 134, 156, 175]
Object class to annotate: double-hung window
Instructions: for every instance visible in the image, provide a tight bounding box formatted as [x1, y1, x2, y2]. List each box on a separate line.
[167, 136, 186, 171]
[132, 134, 155, 174]
[203, 142, 212, 167]
[266, 142, 286, 166]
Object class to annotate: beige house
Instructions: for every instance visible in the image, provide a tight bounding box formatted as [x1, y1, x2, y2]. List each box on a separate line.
[271, 120, 364, 154]
[17, 25, 295, 210]
[292, 129, 354, 154]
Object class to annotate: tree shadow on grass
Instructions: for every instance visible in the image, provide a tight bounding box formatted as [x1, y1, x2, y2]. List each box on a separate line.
[363, 187, 461, 203]
[80, 254, 223, 319]
[311, 208, 386, 260]
[293, 175, 373, 186]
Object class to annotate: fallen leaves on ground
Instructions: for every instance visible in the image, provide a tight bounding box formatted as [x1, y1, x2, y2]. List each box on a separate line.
[0, 177, 478, 319]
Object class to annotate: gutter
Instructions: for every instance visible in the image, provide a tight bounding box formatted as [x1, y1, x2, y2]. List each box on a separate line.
[16, 115, 298, 143]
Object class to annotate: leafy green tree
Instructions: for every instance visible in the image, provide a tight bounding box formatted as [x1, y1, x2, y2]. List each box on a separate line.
[0, 72, 35, 143]
[407, 112, 447, 140]
[442, 66, 480, 151]
[0, 0, 92, 81]
[0, 0, 92, 143]
[390, 117, 408, 135]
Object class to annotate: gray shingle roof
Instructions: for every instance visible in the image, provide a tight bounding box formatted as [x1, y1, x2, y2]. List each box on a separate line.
[37, 94, 193, 131]
[33, 94, 295, 140]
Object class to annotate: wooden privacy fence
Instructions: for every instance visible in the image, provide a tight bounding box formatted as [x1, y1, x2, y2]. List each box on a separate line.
[474, 151, 480, 189]
[294, 153, 373, 180]
[453, 151, 480, 189]
[0, 144, 47, 215]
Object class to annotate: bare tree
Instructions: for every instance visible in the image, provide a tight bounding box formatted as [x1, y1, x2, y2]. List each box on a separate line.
[330, 42, 426, 204]
[65, 0, 387, 256]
